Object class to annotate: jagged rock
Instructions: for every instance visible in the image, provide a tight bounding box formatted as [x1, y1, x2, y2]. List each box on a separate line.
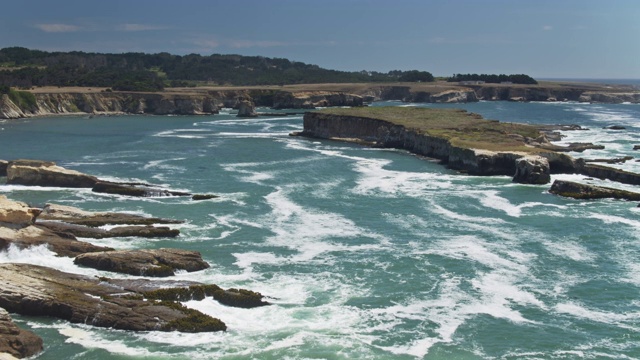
[0, 263, 226, 332]
[0, 94, 26, 119]
[98, 278, 269, 308]
[6, 160, 98, 188]
[191, 194, 219, 201]
[429, 90, 478, 103]
[513, 155, 551, 184]
[0, 196, 40, 226]
[584, 156, 634, 164]
[538, 142, 605, 153]
[578, 164, 640, 186]
[0, 225, 113, 257]
[39, 203, 183, 227]
[0, 160, 7, 177]
[634, 145, 640, 151]
[211, 288, 269, 308]
[549, 180, 640, 201]
[35, 221, 179, 239]
[0, 308, 43, 359]
[92, 181, 191, 197]
[236, 99, 258, 117]
[74, 248, 209, 277]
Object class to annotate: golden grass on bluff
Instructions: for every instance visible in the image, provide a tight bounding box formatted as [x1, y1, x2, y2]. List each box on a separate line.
[315, 106, 542, 152]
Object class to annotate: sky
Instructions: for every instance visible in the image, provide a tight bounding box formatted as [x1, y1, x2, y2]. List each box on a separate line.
[1, 0, 639, 79]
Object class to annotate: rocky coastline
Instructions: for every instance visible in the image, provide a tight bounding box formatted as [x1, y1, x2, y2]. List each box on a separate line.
[0, 160, 268, 358]
[296, 108, 640, 200]
[2, 81, 639, 120]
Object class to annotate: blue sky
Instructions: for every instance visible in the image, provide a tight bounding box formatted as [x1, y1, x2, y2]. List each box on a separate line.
[1, 0, 639, 79]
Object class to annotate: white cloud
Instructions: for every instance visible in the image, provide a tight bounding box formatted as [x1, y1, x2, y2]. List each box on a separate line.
[34, 23, 80, 33]
[116, 24, 169, 32]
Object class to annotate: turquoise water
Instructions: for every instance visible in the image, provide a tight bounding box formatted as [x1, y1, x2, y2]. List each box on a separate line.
[1, 101, 640, 359]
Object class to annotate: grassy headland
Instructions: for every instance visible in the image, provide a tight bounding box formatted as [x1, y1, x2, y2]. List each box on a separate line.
[314, 106, 542, 152]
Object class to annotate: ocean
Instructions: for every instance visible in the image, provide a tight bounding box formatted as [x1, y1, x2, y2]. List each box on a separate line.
[1, 99, 639, 359]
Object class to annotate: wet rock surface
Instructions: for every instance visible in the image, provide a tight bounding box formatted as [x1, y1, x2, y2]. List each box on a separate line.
[549, 180, 640, 201]
[0, 308, 43, 359]
[0, 263, 227, 333]
[74, 248, 210, 277]
[6, 160, 98, 188]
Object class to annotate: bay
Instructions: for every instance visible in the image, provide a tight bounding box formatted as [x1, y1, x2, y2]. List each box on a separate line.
[1, 101, 639, 359]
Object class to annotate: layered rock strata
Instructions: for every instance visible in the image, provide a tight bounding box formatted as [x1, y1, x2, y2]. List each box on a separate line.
[549, 180, 640, 201]
[0, 263, 227, 332]
[74, 248, 210, 277]
[298, 111, 579, 182]
[0, 308, 43, 359]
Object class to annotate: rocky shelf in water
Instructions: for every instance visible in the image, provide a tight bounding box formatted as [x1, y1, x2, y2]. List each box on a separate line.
[294, 107, 640, 189]
[0, 194, 270, 357]
[1, 159, 217, 200]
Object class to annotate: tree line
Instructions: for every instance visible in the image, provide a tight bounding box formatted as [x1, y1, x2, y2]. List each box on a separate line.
[447, 73, 537, 84]
[0, 47, 437, 91]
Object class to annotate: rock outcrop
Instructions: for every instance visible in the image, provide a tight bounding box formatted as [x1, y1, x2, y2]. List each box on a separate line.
[6, 160, 98, 188]
[0, 196, 39, 226]
[0, 308, 43, 359]
[0, 160, 7, 177]
[236, 99, 258, 117]
[272, 91, 363, 109]
[38, 203, 183, 226]
[0, 89, 368, 119]
[0, 263, 226, 332]
[299, 111, 580, 180]
[578, 164, 640, 186]
[91, 181, 191, 197]
[549, 180, 640, 201]
[74, 248, 210, 277]
[0, 225, 113, 257]
[35, 221, 179, 239]
[513, 155, 551, 184]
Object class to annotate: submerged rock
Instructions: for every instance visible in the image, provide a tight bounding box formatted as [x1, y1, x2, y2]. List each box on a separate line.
[0, 263, 226, 332]
[0, 308, 43, 359]
[549, 180, 640, 201]
[92, 181, 191, 197]
[74, 248, 210, 277]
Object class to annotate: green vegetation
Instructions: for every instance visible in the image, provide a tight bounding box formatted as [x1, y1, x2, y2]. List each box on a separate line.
[143, 284, 222, 301]
[316, 107, 542, 152]
[448, 73, 537, 84]
[0, 86, 37, 109]
[158, 301, 227, 332]
[0, 47, 435, 89]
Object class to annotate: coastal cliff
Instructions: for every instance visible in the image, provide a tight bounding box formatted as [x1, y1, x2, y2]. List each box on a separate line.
[360, 83, 640, 104]
[0, 89, 364, 119]
[298, 108, 580, 178]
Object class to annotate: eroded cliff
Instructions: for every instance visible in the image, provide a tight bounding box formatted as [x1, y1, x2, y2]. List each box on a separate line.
[298, 109, 581, 179]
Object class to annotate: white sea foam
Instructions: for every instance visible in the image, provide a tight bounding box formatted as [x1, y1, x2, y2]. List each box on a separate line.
[0, 244, 103, 277]
[541, 239, 596, 262]
[58, 325, 173, 358]
[555, 302, 640, 329]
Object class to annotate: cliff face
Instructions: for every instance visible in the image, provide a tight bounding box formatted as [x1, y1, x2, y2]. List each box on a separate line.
[359, 85, 640, 104]
[300, 112, 580, 176]
[363, 86, 478, 103]
[0, 90, 364, 119]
